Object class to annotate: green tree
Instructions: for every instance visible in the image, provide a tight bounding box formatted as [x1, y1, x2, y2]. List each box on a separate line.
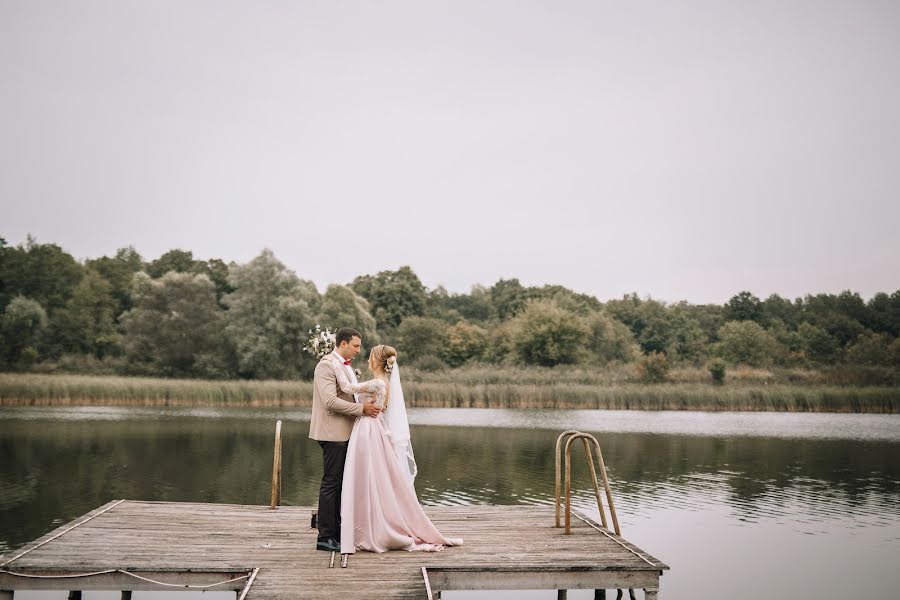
[666, 306, 708, 364]
[223, 249, 319, 379]
[530, 285, 603, 316]
[199, 258, 235, 304]
[443, 320, 489, 367]
[351, 266, 427, 330]
[845, 331, 894, 366]
[396, 316, 448, 361]
[86, 246, 144, 315]
[430, 284, 495, 322]
[1, 296, 48, 367]
[796, 322, 840, 365]
[866, 291, 900, 337]
[724, 291, 764, 324]
[146, 249, 197, 278]
[317, 284, 377, 346]
[585, 312, 640, 364]
[510, 299, 585, 366]
[490, 278, 529, 320]
[605, 295, 674, 355]
[49, 270, 119, 357]
[762, 294, 800, 329]
[716, 320, 779, 367]
[0, 236, 83, 314]
[120, 272, 224, 376]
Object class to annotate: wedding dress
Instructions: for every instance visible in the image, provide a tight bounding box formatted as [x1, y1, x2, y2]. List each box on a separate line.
[330, 358, 463, 554]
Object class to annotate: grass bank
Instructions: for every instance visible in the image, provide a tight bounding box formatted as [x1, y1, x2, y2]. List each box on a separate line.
[0, 372, 897, 413]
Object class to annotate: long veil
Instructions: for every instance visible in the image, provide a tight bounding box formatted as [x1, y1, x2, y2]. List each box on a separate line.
[385, 363, 417, 484]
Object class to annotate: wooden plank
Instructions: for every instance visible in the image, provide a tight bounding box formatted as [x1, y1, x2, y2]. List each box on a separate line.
[3, 501, 668, 599]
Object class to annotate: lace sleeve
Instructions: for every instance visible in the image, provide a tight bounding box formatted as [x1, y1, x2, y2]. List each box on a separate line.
[332, 361, 383, 396]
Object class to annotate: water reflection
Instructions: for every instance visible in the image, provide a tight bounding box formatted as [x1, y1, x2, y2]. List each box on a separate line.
[1, 407, 899, 599]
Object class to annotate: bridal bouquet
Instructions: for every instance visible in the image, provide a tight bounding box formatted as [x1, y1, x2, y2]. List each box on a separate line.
[304, 325, 336, 359]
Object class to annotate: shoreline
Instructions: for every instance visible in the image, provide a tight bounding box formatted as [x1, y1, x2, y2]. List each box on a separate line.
[1, 373, 897, 413]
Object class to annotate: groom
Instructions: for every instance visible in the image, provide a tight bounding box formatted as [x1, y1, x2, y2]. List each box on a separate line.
[309, 327, 381, 552]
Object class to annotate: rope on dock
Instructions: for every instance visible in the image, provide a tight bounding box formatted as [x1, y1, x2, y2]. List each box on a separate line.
[0, 568, 251, 589]
[572, 513, 658, 567]
[0, 569, 116, 578]
[1, 499, 127, 567]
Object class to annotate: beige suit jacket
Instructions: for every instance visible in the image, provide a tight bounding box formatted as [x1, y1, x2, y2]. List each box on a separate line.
[309, 355, 363, 442]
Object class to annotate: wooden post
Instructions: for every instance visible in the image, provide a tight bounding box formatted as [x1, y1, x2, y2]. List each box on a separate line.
[557, 590, 568, 599]
[68, 592, 82, 600]
[0, 590, 13, 600]
[270, 420, 282, 509]
[594, 590, 606, 599]
[121, 592, 132, 600]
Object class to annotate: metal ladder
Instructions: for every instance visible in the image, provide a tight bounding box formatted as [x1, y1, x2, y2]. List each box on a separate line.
[555, 430, 620, 535]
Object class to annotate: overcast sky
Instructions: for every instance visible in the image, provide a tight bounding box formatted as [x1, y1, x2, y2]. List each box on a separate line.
[2, 1, 898, 304]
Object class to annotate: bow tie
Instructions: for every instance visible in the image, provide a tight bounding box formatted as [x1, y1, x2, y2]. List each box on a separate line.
[343, 360, 351, 366]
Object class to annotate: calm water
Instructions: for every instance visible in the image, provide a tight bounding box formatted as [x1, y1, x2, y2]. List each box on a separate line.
[1, 407, 899, 599]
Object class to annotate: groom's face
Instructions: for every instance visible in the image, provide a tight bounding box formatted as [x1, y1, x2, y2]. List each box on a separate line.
[337, 336, 362, 361]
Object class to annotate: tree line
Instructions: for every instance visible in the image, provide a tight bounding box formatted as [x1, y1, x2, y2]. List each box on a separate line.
[1, 236, 898, 380]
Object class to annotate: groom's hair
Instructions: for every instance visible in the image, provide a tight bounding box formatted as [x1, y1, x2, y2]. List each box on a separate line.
[335, 327, 361, 346]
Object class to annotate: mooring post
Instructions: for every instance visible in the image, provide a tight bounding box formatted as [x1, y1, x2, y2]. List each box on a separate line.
[557, 590, 568, 599]
[67, 592, 82, 600]
[121, 592, 132, 600]
[270, 420, 282, 509]
[594, 590, 606, 599]
[0, 590, 13, 600]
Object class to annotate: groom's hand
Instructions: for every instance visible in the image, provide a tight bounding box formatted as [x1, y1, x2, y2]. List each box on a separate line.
[362, 399, 381, 418]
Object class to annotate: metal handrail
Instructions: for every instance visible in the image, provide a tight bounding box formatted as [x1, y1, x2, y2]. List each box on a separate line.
[554, 430, 620, 535]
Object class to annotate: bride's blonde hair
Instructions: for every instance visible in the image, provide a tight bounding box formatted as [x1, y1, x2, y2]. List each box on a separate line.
[369, 345, 397, 408]
[369, 344, 397, 375]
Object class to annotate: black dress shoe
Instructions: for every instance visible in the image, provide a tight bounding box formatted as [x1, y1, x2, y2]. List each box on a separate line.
[316, 537, 341, 552]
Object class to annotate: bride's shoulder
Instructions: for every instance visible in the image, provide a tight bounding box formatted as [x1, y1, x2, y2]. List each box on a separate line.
[371, 379, 386, 391]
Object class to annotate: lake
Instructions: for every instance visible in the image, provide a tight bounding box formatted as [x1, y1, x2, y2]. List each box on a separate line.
[1, 407, 899, 599]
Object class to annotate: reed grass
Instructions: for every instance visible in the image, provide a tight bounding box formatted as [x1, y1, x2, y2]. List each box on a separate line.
[0, 373, 312, 407]
[0, 372, 896, 413]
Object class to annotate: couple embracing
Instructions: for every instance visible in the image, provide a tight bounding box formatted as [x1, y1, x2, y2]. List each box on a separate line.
[309, 327, 463, 555]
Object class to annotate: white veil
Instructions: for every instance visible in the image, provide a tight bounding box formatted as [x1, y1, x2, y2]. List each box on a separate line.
[385, 363, 417, 484]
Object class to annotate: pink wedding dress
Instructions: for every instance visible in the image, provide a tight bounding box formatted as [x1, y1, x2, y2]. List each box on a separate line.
[330, 360, 462, 554]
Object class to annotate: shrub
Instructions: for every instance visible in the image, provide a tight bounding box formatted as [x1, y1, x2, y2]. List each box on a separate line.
[443, 321, 489, 367]
[411, 355, 448, 372]
[716, 320, 780, 367]
[637, 352, 670, 383]
[510, 299, 585, 367]
[708, 358, 726, 385]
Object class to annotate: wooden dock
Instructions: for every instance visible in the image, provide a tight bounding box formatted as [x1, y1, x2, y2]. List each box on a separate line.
[0, 500, 668, 598]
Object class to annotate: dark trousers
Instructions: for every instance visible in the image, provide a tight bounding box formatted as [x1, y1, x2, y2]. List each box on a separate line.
[317, 440, 348, 541]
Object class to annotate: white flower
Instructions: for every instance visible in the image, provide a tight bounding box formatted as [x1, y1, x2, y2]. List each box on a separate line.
[303, 324, 336, 359]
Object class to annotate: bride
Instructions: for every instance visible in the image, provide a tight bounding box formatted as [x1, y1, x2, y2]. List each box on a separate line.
[329, 344, 462, 554]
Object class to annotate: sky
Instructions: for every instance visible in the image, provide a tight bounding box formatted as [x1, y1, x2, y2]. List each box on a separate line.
[2, 0, 898, 304]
